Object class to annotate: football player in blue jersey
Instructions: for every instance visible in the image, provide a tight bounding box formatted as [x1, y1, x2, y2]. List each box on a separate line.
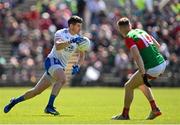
[4, 16, 87, 115]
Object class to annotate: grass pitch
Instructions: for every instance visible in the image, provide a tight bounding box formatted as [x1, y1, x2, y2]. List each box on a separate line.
[0, 87, 180, 124]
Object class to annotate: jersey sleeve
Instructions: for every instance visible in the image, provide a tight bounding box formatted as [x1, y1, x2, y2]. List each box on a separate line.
[125, 37, 136, 49]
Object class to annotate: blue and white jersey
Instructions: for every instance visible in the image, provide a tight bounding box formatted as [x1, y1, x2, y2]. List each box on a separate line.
[47, 28, 79, 68]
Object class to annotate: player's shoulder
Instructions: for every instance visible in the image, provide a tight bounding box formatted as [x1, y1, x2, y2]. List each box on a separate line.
[126, 29, 139, 41]
[128, 29, 146, 35]
[126, 29, 136, 38]
[55, 28, 69, 36]
[136, 29, 148, 34]
[127, 29, 148, 39]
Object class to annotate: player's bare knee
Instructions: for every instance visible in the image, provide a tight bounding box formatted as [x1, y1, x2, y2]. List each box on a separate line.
[32, 88, 42, 96]
[61, 78, 66, 85]
[35, 90, 42, 95]
[57, 78, 66, 85]
[124, 83, 129, 89]
[124, 82, 133, 90]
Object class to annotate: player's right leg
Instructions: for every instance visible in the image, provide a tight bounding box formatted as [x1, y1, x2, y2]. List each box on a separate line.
[112, 70, 144, 120]
[139, 85, 162, 120]
[4, 73, 51, 113]
[139, 62, 166, 120]
[44, 68, 66, 115]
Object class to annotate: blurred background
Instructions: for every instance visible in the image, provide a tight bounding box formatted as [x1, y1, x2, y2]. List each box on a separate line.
[0, 0, 179, 87]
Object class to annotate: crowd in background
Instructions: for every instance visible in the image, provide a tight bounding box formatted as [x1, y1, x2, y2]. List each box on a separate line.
[0, 0, 179, 86]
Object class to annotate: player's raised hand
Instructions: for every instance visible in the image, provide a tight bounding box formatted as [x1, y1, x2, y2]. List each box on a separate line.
[71, 64, 80, 75]
[70, 37, 84, 44]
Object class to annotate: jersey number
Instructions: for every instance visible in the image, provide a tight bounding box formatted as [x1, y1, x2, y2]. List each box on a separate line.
[138, 34, 153, 47]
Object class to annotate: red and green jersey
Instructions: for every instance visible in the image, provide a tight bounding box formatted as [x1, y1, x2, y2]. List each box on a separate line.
[125, 29, 165, 69]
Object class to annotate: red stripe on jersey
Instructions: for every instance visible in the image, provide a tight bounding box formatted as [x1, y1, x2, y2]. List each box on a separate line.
[125, 38, 136, 49]
[136, 39, 146, 49]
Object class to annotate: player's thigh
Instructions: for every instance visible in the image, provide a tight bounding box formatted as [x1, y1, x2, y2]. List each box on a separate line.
[33, 73, 51, 92]
[125, 70, 144, 89]
[52, 68, 66, 84]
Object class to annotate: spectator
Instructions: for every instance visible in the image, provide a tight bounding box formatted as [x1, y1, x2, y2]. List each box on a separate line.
[0, 55, 7, 80]
[0, 0, 179, 86]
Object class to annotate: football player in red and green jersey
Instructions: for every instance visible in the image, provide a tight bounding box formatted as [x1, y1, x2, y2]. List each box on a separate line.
[112, 17, 166, 120]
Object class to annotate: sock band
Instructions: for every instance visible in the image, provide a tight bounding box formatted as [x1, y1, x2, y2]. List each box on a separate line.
[150, 100, 157, 110]
[14, 96, 25, 104]
[122, 107, 129, 117]
[47, 94, 56, 107]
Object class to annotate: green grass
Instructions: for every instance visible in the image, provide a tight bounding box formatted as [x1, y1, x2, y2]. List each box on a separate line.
[0, 87, 180, 124]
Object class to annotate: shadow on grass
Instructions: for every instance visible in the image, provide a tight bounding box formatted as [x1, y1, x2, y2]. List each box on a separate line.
[26, 114, 75, 117]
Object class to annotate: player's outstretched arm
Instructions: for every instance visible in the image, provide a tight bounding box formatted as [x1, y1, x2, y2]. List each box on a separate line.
[130, 46, 152, 87]
[55, 39, 71, 50]
[130, 46, 145, 75]
[55, 37, 84, 50]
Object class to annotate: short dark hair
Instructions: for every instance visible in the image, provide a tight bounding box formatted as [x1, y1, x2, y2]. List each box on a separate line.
[117, 17, 130, 26]
[68, 16, 83, 26]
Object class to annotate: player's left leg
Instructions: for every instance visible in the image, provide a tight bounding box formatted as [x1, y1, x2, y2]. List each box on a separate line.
[4, 73, 51, 113]
[139, 61, 166, 120]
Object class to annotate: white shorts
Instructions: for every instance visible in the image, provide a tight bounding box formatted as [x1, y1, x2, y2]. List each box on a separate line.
[146, 61, 166, 78]
[48, 64, 64, 77]
[44, 57, 65, 83]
